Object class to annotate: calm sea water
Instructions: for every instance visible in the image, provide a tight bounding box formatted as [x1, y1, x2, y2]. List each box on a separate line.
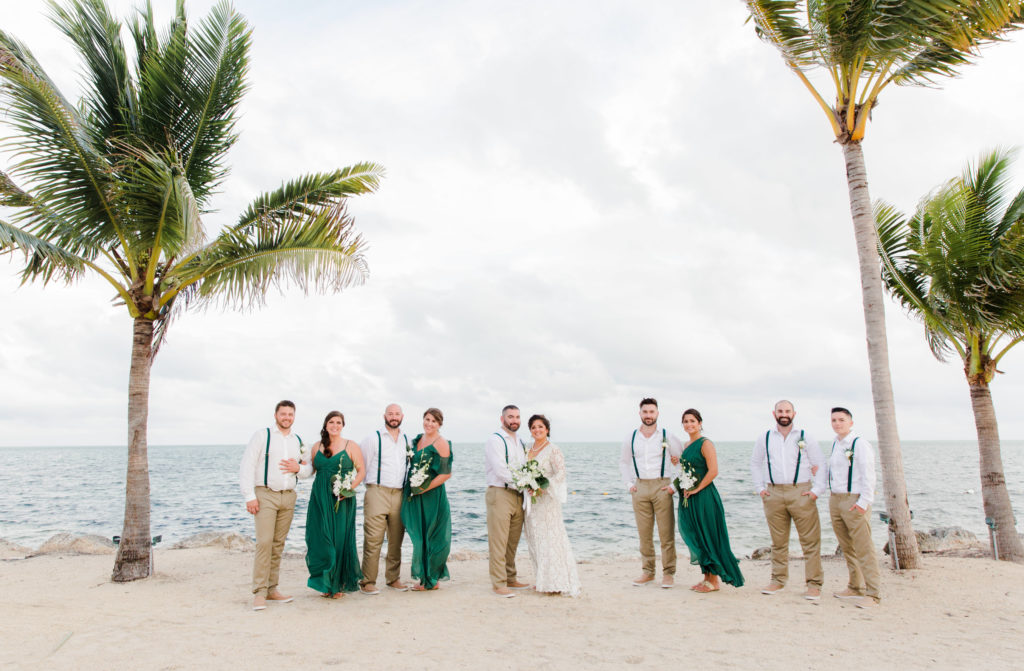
[1, 441, 1020, 560]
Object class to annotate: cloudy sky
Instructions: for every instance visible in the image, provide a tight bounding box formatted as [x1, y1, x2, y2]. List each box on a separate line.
[3, 1, 1024, 447]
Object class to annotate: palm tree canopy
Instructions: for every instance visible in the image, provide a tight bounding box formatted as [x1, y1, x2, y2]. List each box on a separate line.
[875, 148, 1024, 372]
[744, 1, 1024, 140]
[0, 0, 382, 327]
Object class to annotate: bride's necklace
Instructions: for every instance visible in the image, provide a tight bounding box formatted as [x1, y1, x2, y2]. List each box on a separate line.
[529, 439, 549, 458]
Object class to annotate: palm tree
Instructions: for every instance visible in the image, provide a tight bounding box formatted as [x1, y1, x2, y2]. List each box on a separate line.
[875, 148, 1024, 562]
[743, 0, 1024, 568]
[0, 0, 383, 581]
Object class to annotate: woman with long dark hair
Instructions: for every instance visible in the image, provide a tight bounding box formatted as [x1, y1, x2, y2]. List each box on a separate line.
[305, 410, 366, 598]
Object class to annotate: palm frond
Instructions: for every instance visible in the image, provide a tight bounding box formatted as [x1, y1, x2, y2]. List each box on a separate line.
[164, 200, 368, 310]
[0, 216, 86, 284]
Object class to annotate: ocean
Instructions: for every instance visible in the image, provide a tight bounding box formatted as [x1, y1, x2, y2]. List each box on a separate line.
[2, 440, 1020, 560]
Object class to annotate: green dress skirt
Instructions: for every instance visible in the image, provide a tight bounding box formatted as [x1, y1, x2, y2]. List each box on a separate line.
[305, 448, 362, 594]
[400, 435, 453, 589]
[677, 437, 745, 587]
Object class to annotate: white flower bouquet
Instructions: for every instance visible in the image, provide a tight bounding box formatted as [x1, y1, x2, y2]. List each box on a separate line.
[331, 466, 358, 511]
[673, 462, 699, 507]
[511, 459, 550, 503]
[407, 458, 433, 498]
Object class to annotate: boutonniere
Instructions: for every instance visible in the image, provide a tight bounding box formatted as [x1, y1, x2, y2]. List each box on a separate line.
[844, 448, 854, 464]
[797, 438, 807, 451]
[406, 442, 415, 461]
[661, 437, 670, 451]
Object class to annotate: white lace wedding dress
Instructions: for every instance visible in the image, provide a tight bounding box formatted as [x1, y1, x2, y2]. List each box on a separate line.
[523, 443, 581, 596]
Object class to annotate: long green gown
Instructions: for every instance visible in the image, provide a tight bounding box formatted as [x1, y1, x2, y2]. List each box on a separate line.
[677, 437, 745, 587]
[400, 435, 453, 589]
[305, 448, 362, 594]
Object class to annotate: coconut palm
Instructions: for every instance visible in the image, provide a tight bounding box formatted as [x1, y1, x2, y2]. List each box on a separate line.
[743, 0, 1024, 568]
[875, 148, 1024, 562]
[0, 0, 383, 581]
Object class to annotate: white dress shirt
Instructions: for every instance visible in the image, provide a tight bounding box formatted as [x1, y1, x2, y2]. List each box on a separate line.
[239, 426, 312, 501]
[827, 432, 876, 509]
[750, 426, 827, 497]
[360, 427, 410, 489]
[484, 428, 526, 488]
[619, 426, 684, 490]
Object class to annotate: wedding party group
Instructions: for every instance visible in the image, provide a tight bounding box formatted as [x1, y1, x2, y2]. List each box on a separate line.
[238, 397, 881, 612]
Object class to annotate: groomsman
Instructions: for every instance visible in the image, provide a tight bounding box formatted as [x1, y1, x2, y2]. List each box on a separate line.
[358, 404, 411, 595]
[239, 400, 311, 611]
[826, 407, 882, 609]
[484, 405, 530, 597]
[750, 400, 827, 599]
[619, 398, 683, 588]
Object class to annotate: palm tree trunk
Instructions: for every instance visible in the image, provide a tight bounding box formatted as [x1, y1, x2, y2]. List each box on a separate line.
[112, 317, 154, 581]
[841, 141, 922, 568]
[968, 381, 1024, 561]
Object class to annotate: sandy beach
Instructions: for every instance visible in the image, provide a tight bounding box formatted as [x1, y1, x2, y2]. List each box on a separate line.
[1, 546, 1022, 670]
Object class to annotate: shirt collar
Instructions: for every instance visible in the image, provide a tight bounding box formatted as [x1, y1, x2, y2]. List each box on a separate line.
[833, 432, 857, 446]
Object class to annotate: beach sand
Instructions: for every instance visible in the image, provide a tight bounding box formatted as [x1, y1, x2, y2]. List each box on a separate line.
[1, 548, 1022, 670]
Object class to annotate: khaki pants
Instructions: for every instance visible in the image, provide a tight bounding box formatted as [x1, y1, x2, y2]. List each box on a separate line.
[252, 486, 296, 596]
[361, 484, 405, 586]
[830, 492, 881, 601]
[486, 486, 524, 588]
[762, 482, 823, 587]
[632, 478, 676, 576]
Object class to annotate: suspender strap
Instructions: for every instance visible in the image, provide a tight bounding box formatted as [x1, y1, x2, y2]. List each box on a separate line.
[264, 428, 270, 487]
[765, 430, 773, 485]
[630, 430, 639, 478]
[660, 429, 666, 477]
[793, 429, 803, 485]
[848, 438, 858, 492]
[376, 432, 385, 485]
[829, 439, 836, 493]
[495, 432, 508, 463]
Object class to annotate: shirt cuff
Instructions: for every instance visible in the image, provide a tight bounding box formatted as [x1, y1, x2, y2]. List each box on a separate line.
[855, 495, 871, 510]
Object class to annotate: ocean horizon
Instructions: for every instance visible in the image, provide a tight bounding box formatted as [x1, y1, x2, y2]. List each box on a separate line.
[2, 440, 1020, 560]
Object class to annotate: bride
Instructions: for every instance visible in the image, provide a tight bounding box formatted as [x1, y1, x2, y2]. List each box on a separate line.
[522, 414, 581, 596]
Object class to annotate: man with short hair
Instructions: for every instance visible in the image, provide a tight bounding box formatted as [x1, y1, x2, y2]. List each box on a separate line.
[239, 400, 311, 611]
[484, 404, 530, 597]
[359, 403, 411, 595]
[750, 400, 827, 599]
[826, 407, 882, 609]
[619, 398, 683, 588]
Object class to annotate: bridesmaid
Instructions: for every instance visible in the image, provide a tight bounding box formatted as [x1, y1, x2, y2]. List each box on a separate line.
[401, 407, 453, 591]
[675, 408, 744, 591]
[305, 411, 365, 598]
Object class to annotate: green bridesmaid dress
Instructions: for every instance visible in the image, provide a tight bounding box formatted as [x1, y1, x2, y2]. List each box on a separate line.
[400, 435, 453, 589]
[306, 448, 363, 594]
[677, 437, 745, 587]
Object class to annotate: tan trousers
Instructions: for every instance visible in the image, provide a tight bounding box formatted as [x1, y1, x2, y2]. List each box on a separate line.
[762, 482, 823, 587]
[361, 484, 405, 586]
[486, 487, 525, 588]
[830, 493, 881, 601]
[632, 478, 676, 576]
[252, 486, 296, 596]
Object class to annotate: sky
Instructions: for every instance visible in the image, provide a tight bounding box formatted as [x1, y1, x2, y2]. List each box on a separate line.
[3, 1, 1024, 447]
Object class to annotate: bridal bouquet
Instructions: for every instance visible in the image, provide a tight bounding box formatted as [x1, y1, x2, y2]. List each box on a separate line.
[331, 466, 358, 511]
[407, 458, 433, 498]
[511, 459, 550, 503]
[673, 462, 699, 507]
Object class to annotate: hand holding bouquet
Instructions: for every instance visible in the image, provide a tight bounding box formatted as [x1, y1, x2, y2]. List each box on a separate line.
[511, 459, 550, 503]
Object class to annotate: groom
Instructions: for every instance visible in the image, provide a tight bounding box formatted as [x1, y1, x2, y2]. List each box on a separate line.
[620, 397, 683, 588]
[484, 404, 530, 597]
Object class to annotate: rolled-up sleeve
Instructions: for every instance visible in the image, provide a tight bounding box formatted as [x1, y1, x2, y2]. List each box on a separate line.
[239, 430, 263, 502]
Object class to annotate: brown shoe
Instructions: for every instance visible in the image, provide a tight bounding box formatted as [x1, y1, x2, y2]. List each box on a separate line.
[632, 574, 655, 586]
[834, 588, 862, 599]
[252, 595, 267, 611]
[660, 575, 675, 589]
[266, 590, 293, 603]
[760, 584, 784, 595]
[359, 584, 381, 595]
[387, 580, 409, 592]
[803, 586, 821, 601]
[856, 596, 880, 609]
[507, 581, 530, 590]
[492, 586, 516, 598]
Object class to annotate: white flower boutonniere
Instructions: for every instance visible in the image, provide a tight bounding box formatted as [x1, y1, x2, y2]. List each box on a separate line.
[844, 448, 854, 464]
[661, 437, 670, 451]
[797, 438, 807, 451]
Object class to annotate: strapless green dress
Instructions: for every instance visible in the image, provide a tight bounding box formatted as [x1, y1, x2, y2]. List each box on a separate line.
[305, 449, 362, 594]
[400, 435, 453, 589]
[677, 437, 744, 587]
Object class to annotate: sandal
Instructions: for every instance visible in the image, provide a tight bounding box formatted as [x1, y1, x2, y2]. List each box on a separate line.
[694, 580, 720, 593]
